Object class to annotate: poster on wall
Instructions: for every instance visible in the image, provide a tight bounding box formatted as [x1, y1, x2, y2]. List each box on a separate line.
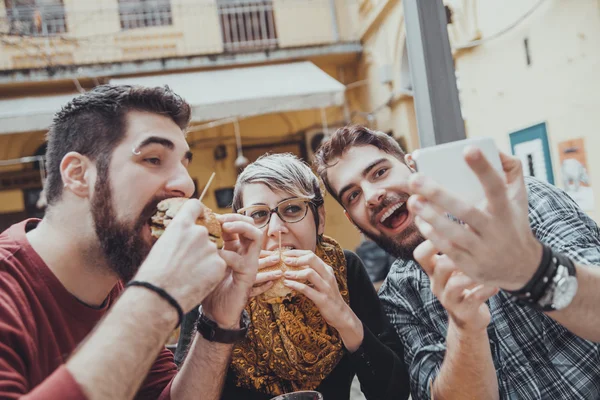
[558, 138, 595, 211]
[509, 122, 554, 185]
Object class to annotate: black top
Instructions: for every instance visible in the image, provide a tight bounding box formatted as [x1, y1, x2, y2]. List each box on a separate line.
[355, 239, 396, 283]
[174, 250, 410, 400]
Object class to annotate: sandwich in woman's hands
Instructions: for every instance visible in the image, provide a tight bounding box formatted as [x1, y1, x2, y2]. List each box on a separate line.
[150, 197, 224, 249]
[258, 248, 306, 304]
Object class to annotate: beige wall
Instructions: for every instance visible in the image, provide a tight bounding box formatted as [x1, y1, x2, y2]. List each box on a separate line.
[273, 0, 358, 47]
[353, 0, 419, 151]
[0, 0, 355, 71]
[455, 0, 600, 218]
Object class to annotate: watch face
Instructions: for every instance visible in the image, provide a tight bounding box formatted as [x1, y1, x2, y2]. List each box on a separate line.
[553, 276, 578, 310]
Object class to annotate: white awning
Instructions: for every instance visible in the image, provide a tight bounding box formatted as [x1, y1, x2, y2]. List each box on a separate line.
[0, 93, 78, 135]
[111, 61, 346, 121]
[0, 61, 345, 135]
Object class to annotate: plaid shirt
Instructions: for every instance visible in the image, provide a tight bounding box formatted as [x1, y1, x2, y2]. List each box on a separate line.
[379, 177, 600, 399]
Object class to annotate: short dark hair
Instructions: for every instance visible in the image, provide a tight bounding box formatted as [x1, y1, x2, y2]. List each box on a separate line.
[314, 125, 406, 202]
[44, 84, 191, 206]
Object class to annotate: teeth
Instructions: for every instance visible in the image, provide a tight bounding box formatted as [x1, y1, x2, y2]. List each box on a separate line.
[380, 202, 404, 223]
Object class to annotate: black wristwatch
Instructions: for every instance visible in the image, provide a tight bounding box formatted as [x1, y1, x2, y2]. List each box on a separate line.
[196, 306, 249, 344]
[507, 245, 578, 312]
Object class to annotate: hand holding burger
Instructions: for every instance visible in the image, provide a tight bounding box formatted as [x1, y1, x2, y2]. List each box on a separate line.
[251, 249, 307, 303]
[150, 197, 223, 249]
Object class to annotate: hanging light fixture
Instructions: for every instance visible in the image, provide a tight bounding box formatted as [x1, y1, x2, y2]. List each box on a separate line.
[233, 118, 249, 169]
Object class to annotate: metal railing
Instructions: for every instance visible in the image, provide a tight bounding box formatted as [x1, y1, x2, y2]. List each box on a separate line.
[118, 0, 173, 31]
[217, 0, 278, 52]
[4, 3, 67, 37]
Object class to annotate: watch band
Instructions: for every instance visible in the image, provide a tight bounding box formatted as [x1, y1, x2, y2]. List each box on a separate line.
[506, 244, 554, 306]
[196, 307, 249, 344]
[536, 251, 577, 311]
[507, 245, 576, 311]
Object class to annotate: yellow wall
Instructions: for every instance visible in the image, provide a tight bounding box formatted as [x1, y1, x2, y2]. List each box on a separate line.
[0, 75, 363, 249]
[455, 0, 600, 218]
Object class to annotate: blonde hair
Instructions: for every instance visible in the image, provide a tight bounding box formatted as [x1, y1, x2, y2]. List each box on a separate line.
[232, 153, 325, 230]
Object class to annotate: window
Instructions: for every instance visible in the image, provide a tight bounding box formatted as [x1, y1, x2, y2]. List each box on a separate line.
[217, 0, 277, 52]
[118, 0, 172, 31]
[4, 0, 67, 37]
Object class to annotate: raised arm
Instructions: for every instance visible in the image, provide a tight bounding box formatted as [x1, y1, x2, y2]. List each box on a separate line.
[407, 149, 600, 342]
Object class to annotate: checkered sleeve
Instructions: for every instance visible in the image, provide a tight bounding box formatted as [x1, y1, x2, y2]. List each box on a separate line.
[379, 262, 446, 400]
[525, 177, 600, 265]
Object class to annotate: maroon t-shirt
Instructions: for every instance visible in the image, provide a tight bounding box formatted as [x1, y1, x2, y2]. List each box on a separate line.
[0, 220, 177, 399]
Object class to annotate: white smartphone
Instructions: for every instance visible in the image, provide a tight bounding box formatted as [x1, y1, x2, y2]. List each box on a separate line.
[411, 137, 503, 204]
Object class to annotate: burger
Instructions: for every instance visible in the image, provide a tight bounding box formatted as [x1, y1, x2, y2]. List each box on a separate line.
[258, 247, 306, 304]
[150, 197, 224, 249]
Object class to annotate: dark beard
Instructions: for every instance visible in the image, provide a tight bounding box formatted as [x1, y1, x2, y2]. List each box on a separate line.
[360, 224, 423, 261]
[90, 162, 163, 282]
[357, 193, 425, 261]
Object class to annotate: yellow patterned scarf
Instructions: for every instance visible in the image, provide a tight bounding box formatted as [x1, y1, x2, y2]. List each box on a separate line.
[231, 236, 350, 396]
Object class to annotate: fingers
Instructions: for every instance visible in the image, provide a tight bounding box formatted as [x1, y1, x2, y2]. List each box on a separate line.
[219, 249, 248, 275]
[221, 221, 263, 254]
[284, 268, 329, 292]
[443, 272, 478, 305]
[171, 198, 204, 226]
[430, 256, 456, 299]
[258, 254, 281, 271]
[408, 174, 487, 232]
[464, 284, 499, 303]
[280, 249, 311, 257]
[413, 239, 438, 276]
[283, 251, 334, 282]
[413, 216, 467, 265]
[217, 213, 254, 225]
[250, 281, 273, 298]
[260, 250, 274, 258]
[464, 146, 508, 213]
[284, 279, 324, 304]
[409, 195, 479, 252]
[499, 151, 524, 184]
[254, 269, 283, 284]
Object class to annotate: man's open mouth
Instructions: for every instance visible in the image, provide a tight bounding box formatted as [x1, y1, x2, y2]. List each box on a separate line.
[378, 201, 409, 230]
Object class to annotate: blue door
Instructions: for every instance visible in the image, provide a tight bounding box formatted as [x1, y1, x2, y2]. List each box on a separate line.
[509, 122, 554, 185]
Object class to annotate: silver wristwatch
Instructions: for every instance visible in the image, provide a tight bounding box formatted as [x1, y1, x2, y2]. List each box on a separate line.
[538, 258, 578, 311]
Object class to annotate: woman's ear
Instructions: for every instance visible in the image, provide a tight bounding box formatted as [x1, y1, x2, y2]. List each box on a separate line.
[317, 206, 326, 236]
[61, 152, 93, 198]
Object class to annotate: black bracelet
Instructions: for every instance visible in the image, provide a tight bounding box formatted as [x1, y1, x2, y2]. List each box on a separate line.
[125, 281, 184, 327]
[506, 244, 556, 306]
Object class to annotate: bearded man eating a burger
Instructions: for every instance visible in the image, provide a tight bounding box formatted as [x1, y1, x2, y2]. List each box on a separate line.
[0, 85, 263, 399]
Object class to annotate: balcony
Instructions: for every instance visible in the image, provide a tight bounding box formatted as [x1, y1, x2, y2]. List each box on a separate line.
[0, 0, 360, 77]
[4, 2, 67, 37]
[218, 0, 277, 52]
[118, 0, 173, 31]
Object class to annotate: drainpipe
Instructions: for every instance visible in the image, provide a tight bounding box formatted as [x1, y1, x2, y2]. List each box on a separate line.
[329, 0, 340, 42]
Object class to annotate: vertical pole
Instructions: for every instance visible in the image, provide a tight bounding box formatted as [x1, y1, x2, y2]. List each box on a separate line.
[403, 0, 466, 147]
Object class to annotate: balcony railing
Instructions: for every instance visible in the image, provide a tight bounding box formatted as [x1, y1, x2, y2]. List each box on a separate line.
[118, 0, 173, 31]
[4, 3, 67, 37]
[217, 0, 278, 52]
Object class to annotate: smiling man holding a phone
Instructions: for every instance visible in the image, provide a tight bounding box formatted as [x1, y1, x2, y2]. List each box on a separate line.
[314, 125, 600, 400]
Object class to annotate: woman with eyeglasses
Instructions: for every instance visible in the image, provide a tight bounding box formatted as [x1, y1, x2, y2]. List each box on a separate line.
[175, 153, 410, 400]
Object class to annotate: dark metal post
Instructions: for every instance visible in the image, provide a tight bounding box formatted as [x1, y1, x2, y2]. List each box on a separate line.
[403, 0, 466, 147]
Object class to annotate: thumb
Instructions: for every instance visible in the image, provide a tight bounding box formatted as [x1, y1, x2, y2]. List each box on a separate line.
[171, 198, 204, 226]
[499, 151, 524, 184]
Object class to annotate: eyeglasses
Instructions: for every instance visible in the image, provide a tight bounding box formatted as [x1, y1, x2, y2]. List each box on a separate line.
[238, 197, 312, 229]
